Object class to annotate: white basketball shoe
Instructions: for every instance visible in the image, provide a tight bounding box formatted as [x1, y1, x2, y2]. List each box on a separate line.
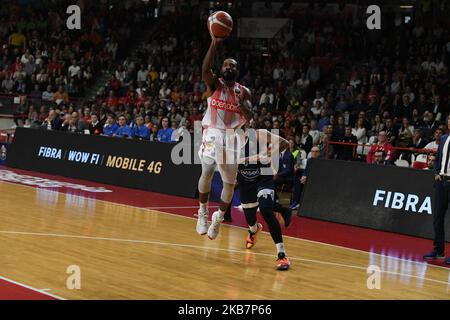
[196, 209, 209, 235]
[207, 211, 224, 240]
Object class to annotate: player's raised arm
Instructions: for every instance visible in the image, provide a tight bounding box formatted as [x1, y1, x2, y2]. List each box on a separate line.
[202, 28, 224, 91]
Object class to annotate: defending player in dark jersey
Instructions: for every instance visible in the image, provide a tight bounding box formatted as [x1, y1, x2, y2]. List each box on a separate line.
[237, 128, 292, 270]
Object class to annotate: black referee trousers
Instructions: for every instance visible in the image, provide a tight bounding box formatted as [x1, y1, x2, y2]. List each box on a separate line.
[433, 178, 449, 252]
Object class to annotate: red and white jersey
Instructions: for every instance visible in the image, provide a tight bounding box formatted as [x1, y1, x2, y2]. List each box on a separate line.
[202, 78, 248, 130]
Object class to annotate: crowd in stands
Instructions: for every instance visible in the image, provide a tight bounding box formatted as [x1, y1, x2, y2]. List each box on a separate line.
[2, 2, 450, 161]
[0, 0, 146, 112]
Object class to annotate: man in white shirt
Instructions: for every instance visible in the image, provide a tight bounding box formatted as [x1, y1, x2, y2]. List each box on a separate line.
[424, 128, 443, 152]
[42, 85, 54, 102]
[309, 119, 321, 146]
[312, 90, 325, 107]
[68, 59, 81, 78]
[259, 87, 274, 106]
[137, 64, 148, 83]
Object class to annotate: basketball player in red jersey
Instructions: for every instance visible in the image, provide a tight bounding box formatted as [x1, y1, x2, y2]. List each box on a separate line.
[196, 27, 252, 240]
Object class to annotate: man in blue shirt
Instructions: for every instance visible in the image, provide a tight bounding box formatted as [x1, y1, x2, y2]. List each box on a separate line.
[157, 117, 174, 142]
[103, 114, 119, 137]
[132, 115, 150, 140]
[114, 115, 132, 138]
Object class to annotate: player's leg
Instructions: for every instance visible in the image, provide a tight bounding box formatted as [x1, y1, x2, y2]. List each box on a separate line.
[223, 184, 238, 222]
[257, 187, 290, 270]
[196, 160, 216, 235]
[238, 183, 263, 249]
[273, 191, 292, 227]
[207, 163, 238, 239]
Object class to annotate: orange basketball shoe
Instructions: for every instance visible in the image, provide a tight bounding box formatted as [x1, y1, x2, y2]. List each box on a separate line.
[245, 223, 263, 249]
[276, 252, 290, 271]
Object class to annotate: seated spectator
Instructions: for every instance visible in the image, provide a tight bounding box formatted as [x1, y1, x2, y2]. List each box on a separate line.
[289, 138, 301, 160]
[60, 114, 81, 133]
[299, 124, 313, 153]
[309, 119, 321, 146]
[409, 128, 428, 149]
[53, 86, 69, 106]
[352, 118, 367, 144]
[103, 114, 119, 137]
[396, 117, 414, 148]
[114, 115, 132, 138]
[424, 128, 443, 152]
[132, 115, 150, 140]
[108, 75, 122, 94]
[150, 124, 159, 141]
[89, 113, 103, 135]
[157, 117, 174, 142]
[336, 126, 357, 160]
[318, 134, 334, 159]
[369, 114, 385, 137]
[40, 109, 61, 131]
[373, 150, 387, 165]
[366, 131, 395, 164]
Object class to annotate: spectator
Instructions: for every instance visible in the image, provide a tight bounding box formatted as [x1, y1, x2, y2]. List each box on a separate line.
[103, 114, 119, 137]
[114, 115, 132, 138]
[352, 118, 367, 144]
[409, 128, 428, 149]
[424, 128, 444, 152]
[41, 109, 61, 131]
[274, 147, 294, 191]
[396, 118, 414, 148]
[299, 124, 313, 153]
[373, 150, 387, 165]
[157, 117, 174, 142]
[60, 114, 80, 133]
[366, 131, 395, 164]
[309, 119, 321, 146]
[291, 146, 321, 210]
[336, 126, 357, 160]
[150, 124, 159, 141]
[89, 113, 103, 135]
[259, 87, 274, 106]
[132, 115, 150, 140]
[53, 86, 69, 106]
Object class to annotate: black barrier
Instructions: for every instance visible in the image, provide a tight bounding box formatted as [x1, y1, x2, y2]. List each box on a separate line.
[299, 158, 450, 241]
[6, 128, 201, 198]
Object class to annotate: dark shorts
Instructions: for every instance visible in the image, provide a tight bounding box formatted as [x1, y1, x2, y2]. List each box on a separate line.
[238, 177, 275, 209]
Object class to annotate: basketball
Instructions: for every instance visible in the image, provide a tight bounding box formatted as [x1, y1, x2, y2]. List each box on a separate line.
[208, 11, 233, 39]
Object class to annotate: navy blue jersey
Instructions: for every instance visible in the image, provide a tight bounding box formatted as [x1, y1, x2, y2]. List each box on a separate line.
[237, 132, 272, 184]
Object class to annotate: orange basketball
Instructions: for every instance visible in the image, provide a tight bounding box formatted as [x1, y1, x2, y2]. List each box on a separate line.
[208, 11, 233, 39]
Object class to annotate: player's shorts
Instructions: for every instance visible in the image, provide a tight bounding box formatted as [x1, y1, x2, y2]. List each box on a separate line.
[198, 128, 245, 185]
[238, 177, 275, 209]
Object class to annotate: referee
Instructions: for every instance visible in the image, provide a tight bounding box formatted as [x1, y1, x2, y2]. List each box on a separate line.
[423, 117, 450, 264]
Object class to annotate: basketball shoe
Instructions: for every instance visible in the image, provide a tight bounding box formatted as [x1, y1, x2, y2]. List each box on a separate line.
[246, 223, 263, 249]
[276, 252, 290, 271]
[196, 209, 209, 235]
[207, 210, 223, 240]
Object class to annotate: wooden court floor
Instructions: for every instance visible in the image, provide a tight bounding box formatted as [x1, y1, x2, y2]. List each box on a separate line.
[0, 181, 449, 300]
